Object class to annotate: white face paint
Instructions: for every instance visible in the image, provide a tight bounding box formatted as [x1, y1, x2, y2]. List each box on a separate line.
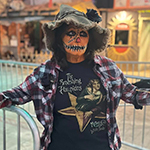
[62, 25, 89, 59]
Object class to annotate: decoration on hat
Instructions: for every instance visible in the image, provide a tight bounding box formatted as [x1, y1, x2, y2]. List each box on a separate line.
[86, 9, 102, 23]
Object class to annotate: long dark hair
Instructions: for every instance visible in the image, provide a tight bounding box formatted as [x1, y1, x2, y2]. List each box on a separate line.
[51, 23, 95, 70]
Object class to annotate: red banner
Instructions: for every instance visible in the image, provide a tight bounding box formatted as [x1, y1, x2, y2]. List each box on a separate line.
[49, 0, 52, 8]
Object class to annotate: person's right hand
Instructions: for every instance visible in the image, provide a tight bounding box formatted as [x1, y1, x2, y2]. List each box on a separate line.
[0, 98, 12, 109]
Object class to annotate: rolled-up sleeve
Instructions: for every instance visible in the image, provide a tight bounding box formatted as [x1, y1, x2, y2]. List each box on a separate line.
[0, 65, 41, 105]
[135, 89, 150, 105]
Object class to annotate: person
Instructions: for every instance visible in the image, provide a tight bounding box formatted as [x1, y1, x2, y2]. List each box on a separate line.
[0, 4, 150, 150]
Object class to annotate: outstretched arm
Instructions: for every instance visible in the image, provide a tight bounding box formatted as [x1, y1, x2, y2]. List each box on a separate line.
[0, 65, 41, 108]
[132, 79, 150, 106]
[112, 65, 150, 109]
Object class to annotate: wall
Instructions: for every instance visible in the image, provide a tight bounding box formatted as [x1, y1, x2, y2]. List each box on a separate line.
[23, 0, 92, 5]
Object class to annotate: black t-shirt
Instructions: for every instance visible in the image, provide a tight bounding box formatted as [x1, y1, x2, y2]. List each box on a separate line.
[48, 60, 110, 150]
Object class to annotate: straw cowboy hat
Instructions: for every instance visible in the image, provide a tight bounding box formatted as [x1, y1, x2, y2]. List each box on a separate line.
[42, 4, 110, 53]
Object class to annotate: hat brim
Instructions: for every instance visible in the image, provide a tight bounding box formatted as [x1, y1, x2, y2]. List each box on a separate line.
[42, 9, 110, 53]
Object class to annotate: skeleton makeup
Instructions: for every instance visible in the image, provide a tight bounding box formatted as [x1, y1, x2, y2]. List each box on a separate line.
[62, 25, 89, 63]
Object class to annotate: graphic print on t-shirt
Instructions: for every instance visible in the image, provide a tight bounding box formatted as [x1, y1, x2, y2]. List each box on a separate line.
[57, 73, 106, 132]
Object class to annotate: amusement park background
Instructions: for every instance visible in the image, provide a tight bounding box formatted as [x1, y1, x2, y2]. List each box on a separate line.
[0, 0, 150, 150]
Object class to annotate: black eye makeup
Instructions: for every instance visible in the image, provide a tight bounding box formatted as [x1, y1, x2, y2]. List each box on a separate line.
[80, 31, 88, 37]
[66, 30, 76, 37]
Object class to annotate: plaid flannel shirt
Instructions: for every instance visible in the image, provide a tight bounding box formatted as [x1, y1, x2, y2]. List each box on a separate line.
[0, 55, 150, 150]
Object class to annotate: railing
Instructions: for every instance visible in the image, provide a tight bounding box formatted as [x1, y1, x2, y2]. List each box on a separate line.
[0, 59, 150, 150]
[116, 61, 150, 77]
[2, 50, 52, 64]
[1, 105, 40, 150]
[119, 75, 150, 150]
[0, 60, 39, 92]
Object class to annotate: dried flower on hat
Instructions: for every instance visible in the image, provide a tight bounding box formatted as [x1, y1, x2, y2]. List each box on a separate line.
[86, 9, 102, 23]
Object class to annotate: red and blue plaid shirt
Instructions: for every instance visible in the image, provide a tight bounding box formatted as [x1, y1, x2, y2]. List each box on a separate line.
[0, 55, 150, 150]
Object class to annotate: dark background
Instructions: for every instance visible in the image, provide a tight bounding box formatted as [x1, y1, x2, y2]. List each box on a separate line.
[93, 0, 114, 8]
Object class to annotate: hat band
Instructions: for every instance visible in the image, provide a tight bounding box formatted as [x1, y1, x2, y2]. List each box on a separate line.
[56, 11, 87, 20]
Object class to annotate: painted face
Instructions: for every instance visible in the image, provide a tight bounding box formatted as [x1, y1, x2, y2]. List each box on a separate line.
[62, 26, 89, 57]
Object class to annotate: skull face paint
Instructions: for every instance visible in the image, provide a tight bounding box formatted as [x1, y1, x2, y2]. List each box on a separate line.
[62, 25, 89, 62]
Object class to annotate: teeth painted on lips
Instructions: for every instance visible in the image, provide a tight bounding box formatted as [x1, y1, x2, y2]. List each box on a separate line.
[64, 43, 86, 51]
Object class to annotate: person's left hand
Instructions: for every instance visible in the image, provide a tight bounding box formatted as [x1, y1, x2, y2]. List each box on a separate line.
[132, 79, 150, 88]
[133, 98, 143, 110]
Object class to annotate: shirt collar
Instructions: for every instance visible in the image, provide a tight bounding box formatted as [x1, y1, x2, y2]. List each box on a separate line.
[94, 55, 103, 66]
[55, 63, 62, 71]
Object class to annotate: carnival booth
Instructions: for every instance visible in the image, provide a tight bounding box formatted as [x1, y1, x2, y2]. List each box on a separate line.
[99, 0, 150, 70]
[107, 10, 138, 62]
